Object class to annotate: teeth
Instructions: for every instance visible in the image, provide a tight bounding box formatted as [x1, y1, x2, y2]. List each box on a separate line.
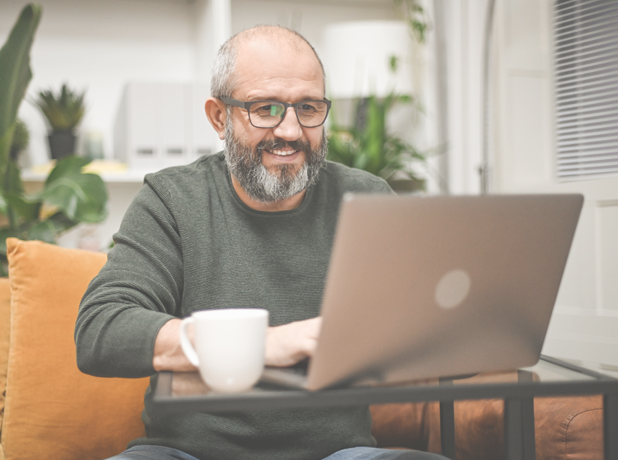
[270, 149, 296, 156]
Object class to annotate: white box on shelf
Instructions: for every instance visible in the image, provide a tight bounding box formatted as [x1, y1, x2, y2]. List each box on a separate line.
[161, 83, 191, 169]
[115, 82, 220, 173]
[114, 82, 163, 172]
[188, 82, 218, 162]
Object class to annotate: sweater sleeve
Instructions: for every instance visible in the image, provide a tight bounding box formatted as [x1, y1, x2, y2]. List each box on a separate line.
[75, 180, 183, 378]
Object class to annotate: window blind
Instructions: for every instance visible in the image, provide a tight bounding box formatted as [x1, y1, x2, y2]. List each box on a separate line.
[554, 0, 618, 180]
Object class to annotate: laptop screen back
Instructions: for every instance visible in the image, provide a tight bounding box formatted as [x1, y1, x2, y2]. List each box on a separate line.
[307, 194, 583, 390]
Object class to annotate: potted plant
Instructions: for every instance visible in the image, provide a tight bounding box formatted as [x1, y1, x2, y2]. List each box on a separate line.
[0, 4, 108, 275]
[9, 118, 29, 162]
[326, 3, 430, 193]
[34, 83, 86, 159]
[327, 92, 427, 193]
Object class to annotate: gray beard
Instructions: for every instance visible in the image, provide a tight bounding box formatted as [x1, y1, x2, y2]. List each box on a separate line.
[223, 121, 328, 204]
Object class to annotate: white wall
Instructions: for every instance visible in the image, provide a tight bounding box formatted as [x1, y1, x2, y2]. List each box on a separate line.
[231, 0, 398, 60]
[1, 0, 197, 166]
[441, 0, 489, 195]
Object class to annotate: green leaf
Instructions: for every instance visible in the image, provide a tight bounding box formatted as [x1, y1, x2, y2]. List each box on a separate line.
[326, 90, 427, 186]
[34, 83, 86, 131]
[389, 55, 400, 73]
[0, 125, 15, 180]
[35, 156, 107, 223]
[0, 4, 42, 178]
[37, 171, 107, 223]
[11, 118, 29, 151]
[3, 159, 24, 195]
[45, 155, 90, 187]
[24, 211, 76, 244]
[46, 211, 76, 234]
[1, 159, 27, 229]
[26, 219, 56, 244]
[4, 192, 39, 221]
[0, 228, 20, 256]
[0, 190, 7, 216]
[0, 159, 24, 230]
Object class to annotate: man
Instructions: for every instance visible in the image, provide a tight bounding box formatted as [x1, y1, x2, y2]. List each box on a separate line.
[76, 26, 447, 460]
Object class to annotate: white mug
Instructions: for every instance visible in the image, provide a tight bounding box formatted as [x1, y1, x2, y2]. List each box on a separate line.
[179, 308, 269, 393]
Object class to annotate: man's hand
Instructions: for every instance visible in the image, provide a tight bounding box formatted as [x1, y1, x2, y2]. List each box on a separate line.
[153, 319, 198, 372]
[154, 316, 322, 371]
[265, 317, 322, 367]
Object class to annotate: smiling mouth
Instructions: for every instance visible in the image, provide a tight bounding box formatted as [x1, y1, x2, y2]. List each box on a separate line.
[267, 149, 298, 156]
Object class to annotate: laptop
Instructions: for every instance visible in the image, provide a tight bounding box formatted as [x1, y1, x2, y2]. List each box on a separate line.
[260, 193, 584, 391]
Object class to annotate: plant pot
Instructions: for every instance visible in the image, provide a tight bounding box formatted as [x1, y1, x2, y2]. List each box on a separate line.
[47, 131, 76, 160]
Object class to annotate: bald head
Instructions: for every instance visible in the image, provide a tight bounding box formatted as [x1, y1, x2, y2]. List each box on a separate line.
[211, 25, 325, 98]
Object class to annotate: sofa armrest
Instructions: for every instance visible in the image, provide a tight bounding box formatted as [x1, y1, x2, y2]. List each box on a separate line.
[425, 396, 604, 460]
[535, 396, 603, 460]
[370, 395, 604, 460]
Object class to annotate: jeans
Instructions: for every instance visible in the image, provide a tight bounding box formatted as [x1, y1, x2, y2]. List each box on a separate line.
[109, 445, 449, 459]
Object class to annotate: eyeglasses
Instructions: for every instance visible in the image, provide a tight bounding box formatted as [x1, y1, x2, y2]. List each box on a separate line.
[219, 96, 331, 129]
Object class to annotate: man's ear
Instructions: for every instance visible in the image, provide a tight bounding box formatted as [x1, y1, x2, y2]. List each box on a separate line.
[205, 97, 227, 140]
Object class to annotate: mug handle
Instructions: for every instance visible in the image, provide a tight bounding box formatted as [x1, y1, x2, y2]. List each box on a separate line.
[179, 317, 200, 366]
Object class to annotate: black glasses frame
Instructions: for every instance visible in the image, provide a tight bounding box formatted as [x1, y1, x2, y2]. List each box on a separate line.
[219, 96, 331, 129]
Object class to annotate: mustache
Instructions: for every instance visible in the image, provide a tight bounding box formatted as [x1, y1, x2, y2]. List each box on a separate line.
[256, 138, 311, 154]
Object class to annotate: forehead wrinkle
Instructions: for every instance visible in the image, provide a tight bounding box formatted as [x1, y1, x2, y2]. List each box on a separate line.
[245, 77, 324, 99]
[233, 50, 324, 100]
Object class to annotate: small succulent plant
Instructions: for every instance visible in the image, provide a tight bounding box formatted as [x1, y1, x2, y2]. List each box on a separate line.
[34, 83, 85, 132]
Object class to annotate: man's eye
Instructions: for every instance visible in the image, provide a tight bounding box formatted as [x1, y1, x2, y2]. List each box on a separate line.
[299, 104, 317, 112]
[254, 104, 280, 116]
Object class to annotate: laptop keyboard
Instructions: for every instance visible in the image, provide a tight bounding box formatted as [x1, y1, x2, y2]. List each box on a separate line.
[288, 359, 310, 376]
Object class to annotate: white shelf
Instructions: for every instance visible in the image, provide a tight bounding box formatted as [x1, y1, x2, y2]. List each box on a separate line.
[21, 161, 156, 184]
[21, 170, 149, 184]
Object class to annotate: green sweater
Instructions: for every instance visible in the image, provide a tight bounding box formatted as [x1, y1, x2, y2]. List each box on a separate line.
[75, 153, 393, 460]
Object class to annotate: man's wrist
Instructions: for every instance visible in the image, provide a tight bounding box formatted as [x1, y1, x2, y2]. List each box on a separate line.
[153, 318, 196, 372]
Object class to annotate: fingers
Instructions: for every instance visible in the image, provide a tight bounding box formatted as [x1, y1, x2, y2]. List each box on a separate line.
[299, 336, 318, 357]
[155, 316, 323, 371]
[301, 316, 322, 340]
[264, 316, 322, 367]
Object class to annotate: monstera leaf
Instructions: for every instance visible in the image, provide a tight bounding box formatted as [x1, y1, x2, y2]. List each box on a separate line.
[27, 212, 76, 244]
[0, 157, 108, 253]
[35, 157, 108, 223]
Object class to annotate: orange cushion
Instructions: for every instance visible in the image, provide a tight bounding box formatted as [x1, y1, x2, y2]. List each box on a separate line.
[0, 278, 11, 441]
[1, 238, 149, 460]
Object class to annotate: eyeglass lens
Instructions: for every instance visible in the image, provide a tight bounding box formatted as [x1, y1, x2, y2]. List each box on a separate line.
[248, 101, 329, 128]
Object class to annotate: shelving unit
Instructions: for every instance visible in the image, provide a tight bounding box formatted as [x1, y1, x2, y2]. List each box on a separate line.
[21, 161, 153, 184]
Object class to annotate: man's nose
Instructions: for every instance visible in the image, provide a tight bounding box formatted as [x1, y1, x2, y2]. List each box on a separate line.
[272, 107, 303, 141]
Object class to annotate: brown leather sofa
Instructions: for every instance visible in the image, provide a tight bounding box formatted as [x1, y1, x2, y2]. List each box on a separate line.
[371, 396, 604, 459]
[0, 239, 605, 460]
